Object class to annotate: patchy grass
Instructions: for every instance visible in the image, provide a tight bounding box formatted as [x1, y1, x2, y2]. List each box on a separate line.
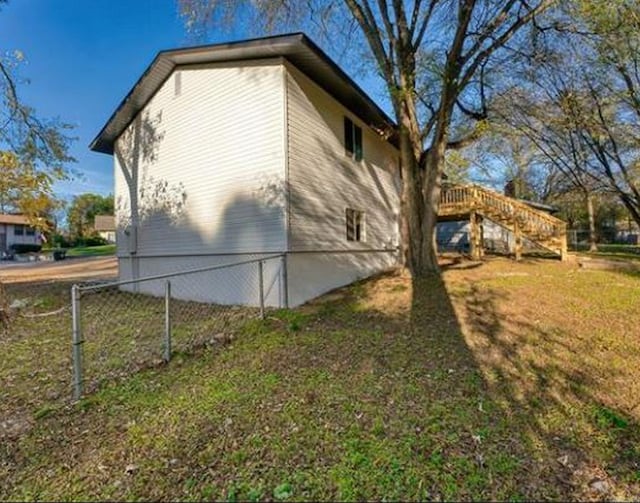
[2, 257, 640, 501]
[575, 244, 640, 262]
[579, 251, 640, 263]
[596, 244, 640, 254]
[66, 244, 116, 257]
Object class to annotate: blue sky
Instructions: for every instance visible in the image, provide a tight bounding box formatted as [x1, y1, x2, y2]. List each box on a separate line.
[1, 0, 213, 200]
[1, 1, 391, 204]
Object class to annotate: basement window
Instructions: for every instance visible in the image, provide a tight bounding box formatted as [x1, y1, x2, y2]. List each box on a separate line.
[344, 117, 363, 161]
[346, 208, 365, 242]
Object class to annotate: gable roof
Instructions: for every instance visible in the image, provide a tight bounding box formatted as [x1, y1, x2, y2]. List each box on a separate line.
[90, 33, 397, 155]
[0, 214, 30, 226]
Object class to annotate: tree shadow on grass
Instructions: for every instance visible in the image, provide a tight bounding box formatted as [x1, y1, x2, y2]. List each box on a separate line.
[3, 265, 640, 501]
[437, 273, 640, 501]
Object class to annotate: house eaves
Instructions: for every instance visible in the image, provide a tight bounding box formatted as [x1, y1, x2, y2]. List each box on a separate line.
[521, 200, 559, 215]
[0, 214, 30, 225]
[90, 33, 398, 155]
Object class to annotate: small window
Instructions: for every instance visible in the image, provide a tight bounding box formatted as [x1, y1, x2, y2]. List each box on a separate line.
[14, 224, 24, 236]
[344, 117, 363, 161]
[174, 71, 182, 97]
[26, 226, 35, 236]
[346, 208, 365, 242]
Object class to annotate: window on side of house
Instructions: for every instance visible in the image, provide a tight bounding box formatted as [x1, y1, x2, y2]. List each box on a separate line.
[26, 226, 35, 236]
[344, 117, 363, 162]
[14, 224, 24, 236]
[346, 208, 365, 242]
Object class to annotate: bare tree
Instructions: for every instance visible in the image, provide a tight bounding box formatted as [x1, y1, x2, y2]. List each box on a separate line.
[499, 0, 640, 243]
[179, 0, 554, 275]
[496, 75, 606, 251]
[465, 123, 564, 203]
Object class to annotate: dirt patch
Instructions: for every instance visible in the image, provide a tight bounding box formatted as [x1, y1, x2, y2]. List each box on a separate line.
[577, 256, 640, 272]
[0, 257, 117, 284]
[0, 414, 32, 439]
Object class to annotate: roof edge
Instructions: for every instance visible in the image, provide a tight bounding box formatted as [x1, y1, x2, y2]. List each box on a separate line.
[90, 33, 397, 155]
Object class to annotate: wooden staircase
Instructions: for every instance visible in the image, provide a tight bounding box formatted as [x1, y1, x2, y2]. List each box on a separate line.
[439, 184, 568, 261]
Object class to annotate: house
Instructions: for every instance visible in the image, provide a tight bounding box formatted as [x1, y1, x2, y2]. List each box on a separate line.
[90, 33, 401, 307]
[0, 214, 42, 255]
[94, 215, 116, 243]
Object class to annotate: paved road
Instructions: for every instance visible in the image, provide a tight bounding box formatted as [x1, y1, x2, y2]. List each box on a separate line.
[0, 256, 118, 283]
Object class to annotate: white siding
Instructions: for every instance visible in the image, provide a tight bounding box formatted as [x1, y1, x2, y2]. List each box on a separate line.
[2, 224, 40, 248]
[111, 57, 401, 307]
[284, 62, 400, 306]
[285, 62, 401, 252]
[114, 59, 287, 259]
[286, 251, 397, 307]
[119, 254, 285, 307]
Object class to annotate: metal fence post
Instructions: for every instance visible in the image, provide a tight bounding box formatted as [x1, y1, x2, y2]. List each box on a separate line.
[258, 260, 265, 319]
[71, 284, 84, 400]
[281, 253, 289, 309]
[164, 280, 172, 362]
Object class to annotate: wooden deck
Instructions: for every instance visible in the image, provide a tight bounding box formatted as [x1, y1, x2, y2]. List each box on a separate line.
[438, 185, 568, 261]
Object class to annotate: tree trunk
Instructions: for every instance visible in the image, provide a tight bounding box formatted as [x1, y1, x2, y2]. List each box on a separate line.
[418, 145, 445, 275]
[399, 127, 426, 275]
[586, 192, 597, 252]
[616, 193, 640, 233]
[397, 99, 450, 277]
[398, 152, 409, 267]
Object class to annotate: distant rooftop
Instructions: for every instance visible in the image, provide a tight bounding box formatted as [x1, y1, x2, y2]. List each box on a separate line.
[520, 199, 559, 215]
[0, 214, 30, 226]
[94, 215, 115, 231]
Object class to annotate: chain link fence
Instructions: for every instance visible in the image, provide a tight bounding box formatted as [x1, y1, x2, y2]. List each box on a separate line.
[71, 254, 285, 399]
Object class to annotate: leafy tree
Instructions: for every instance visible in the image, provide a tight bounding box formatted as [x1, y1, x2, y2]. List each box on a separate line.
[179, 0, 553, 275]
[0, 151, 64, 223]
[0, 0, 74, 228]
[67, 193, 114, 240]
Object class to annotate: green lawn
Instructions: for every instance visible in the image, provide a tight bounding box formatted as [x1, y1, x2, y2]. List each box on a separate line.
[580, 252, 640, 262]
[65, 244, 116, 257]
[573, 244, 640, 262]
[1, 258, 639, 501]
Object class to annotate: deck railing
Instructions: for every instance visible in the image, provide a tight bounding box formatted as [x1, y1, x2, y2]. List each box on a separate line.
[439, 185, 568, 251]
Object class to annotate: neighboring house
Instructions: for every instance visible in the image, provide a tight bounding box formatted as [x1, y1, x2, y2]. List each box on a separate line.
[91, 33, 401, 307]
[94, 215, 116, 243]
[438, 220, 515, 254]
[0, 215, 41, 253]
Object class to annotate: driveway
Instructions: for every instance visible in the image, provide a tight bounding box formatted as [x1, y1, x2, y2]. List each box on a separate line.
[0, 256, 117, 284]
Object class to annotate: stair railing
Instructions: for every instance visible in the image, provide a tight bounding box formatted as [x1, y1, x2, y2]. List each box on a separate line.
[440, 184, 568, 247]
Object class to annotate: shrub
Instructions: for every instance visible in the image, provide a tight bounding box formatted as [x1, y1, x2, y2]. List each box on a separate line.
[52, 233, 72, 248]
[82, 235, 108, 247]
[53, 250, 66, 261]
